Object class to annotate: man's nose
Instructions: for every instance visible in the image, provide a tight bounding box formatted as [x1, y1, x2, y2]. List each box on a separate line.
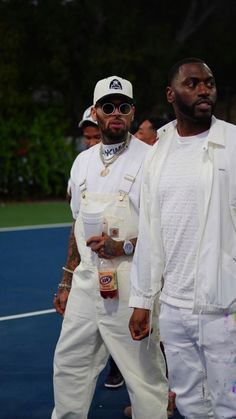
[113, 105, 121, 115]
[197, 82, 210, 95]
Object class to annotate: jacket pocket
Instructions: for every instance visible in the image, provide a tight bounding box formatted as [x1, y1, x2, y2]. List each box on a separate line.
[221, 251, 236, 308]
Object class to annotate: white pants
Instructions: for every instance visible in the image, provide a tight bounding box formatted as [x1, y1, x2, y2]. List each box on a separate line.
[159, 302, 236, 419]
[52, 273, 168, 419]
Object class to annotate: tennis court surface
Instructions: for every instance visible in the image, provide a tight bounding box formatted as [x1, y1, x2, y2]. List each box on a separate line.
[0, 224, 182, 419]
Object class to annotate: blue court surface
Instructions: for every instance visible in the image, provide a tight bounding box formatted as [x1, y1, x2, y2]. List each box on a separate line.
[0, 226, 183, 419]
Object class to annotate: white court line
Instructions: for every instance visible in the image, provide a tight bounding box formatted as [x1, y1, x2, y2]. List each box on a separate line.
[0, 223, 72, 232]
[0, 225, 65, 320]
[0, 308, 56, 321]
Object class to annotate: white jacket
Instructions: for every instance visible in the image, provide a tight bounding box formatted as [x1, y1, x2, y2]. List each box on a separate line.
[129, 116, 236, 314]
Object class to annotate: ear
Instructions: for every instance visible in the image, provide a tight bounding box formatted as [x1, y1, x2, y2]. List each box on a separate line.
[91, 106, 97, 121]
[131, 105, 135, 121]
[166, 86, 175, 104]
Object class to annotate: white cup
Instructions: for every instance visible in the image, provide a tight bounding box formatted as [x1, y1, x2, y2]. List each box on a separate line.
[81, 209, 104, 219]
[82, 211, 104, 241]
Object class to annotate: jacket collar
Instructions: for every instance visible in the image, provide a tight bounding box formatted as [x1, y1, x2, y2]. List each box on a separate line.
[158, 116, 225, 147]
[207, 116, 225, 147]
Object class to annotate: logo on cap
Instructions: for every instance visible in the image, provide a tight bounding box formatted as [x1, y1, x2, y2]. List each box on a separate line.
[109, 79, 122, 91]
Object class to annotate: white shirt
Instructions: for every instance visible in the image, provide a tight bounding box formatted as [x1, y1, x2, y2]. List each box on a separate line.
[159, 131, 208, 308]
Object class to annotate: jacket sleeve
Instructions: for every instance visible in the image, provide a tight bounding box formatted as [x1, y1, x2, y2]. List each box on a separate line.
[129, 149, 161, 309]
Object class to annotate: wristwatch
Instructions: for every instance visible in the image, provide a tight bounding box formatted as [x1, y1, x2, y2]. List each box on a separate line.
[123, 240, 134, 256]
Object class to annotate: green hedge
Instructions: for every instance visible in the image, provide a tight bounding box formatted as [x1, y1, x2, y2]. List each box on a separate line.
[0, 109, 77, 201]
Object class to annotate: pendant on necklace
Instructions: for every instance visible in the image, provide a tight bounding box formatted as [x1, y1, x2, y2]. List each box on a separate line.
[100, 166, 109, 177]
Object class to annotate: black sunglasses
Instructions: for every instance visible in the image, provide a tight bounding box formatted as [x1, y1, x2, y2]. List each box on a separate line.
[98, 102, 133, 116]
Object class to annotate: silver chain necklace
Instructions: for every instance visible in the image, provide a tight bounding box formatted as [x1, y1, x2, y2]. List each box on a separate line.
[99, 133, 131, 177]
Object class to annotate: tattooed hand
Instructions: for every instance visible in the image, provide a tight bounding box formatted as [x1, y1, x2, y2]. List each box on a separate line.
[103, 237, 119, 256]
[87, 233, 123, 259]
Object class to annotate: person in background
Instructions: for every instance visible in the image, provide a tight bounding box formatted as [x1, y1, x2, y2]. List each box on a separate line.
[52, 75, 168, 419]
[134, 116, 168, 145]
[129, 57, 236, 419]
[78, 105, 102, 148]
[66, 106, 101, 201]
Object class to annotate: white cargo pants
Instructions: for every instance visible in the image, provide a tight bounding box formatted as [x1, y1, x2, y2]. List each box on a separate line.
[159, 302, 236, 419]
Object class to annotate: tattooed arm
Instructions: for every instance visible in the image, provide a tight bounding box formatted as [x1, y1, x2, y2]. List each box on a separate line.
[87, 233, 137, 259]
[53, 222, 80, 315]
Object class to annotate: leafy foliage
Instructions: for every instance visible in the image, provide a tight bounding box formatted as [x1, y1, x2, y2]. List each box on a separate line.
[0, 0, 236, 200]
[0, 109, 76, 200]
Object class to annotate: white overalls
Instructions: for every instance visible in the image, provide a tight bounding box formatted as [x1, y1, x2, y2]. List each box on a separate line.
[52, 154, 168, 419]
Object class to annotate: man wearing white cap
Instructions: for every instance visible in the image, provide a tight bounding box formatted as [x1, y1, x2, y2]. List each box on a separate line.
[51, 76, 168, 419]
[66, 106, 101, 200]
[78, 105, 101, 149]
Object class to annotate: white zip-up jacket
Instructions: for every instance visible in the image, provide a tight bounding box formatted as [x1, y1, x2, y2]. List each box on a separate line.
[129, 116, 236, 314]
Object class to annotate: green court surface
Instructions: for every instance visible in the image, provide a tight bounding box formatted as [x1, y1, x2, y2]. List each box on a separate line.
[0, 200, 72, 228]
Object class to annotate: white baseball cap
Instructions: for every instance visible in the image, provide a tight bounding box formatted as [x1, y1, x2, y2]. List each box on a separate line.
[78, 105, 98, 128]
[93, 76, 133, 105]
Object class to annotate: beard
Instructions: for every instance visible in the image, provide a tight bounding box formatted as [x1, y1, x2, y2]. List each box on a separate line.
[104, 126, 128, 142]
[174, 94, 216, 123]
[97, 115, 129, 143]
